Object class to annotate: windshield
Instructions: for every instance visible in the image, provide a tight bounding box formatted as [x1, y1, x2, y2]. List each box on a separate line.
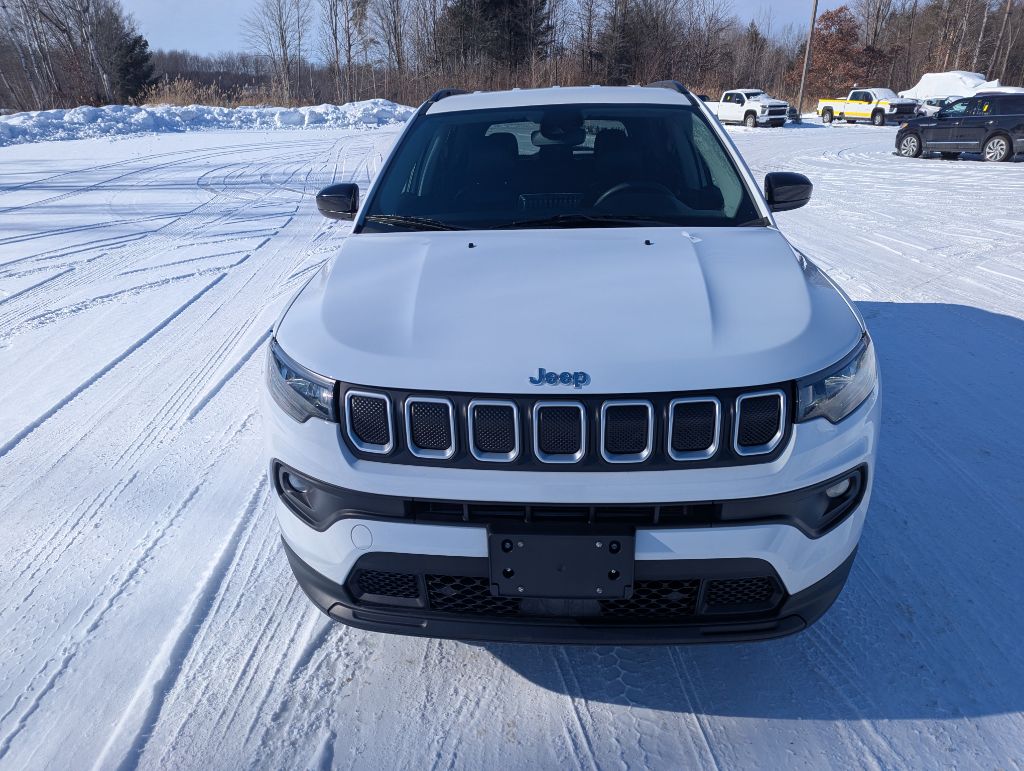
[360, 104, 762, 232]
[874, 89, 898, 100]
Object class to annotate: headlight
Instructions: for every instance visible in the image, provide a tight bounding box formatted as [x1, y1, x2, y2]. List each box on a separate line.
[899, 122, 908, 129]
[760, 104, 768, 113]
[796, 335, 877, 424]
[266, 339, 337, 423]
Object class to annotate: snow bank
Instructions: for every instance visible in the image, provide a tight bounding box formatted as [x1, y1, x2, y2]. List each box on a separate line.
[0, 100, 414, 147]
[899, 71, 1001, 99]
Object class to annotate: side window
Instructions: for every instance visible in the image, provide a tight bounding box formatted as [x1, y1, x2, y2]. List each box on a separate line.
[1007, 97, 1024, 115]
[735, 93, 746, 105]
[722, 93, 733, 104]
[972, 100, 993, 116]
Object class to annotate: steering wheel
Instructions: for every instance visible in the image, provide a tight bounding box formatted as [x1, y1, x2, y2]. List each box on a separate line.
[594, 181, 676, 208]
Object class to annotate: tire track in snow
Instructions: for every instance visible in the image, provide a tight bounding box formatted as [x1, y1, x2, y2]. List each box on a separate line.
[0, 273, 226, 461]
[92, 478, 269, 771]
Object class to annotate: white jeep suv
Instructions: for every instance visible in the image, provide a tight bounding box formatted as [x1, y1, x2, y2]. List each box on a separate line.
[264, 82, 880, 644]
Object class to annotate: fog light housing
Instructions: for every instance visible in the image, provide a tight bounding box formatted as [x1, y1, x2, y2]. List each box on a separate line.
[284, 472, 310, 494]
[825, 478, 852, 499]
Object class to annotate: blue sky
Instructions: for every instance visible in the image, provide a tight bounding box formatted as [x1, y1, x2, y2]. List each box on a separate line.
[126, 0, 846, 57]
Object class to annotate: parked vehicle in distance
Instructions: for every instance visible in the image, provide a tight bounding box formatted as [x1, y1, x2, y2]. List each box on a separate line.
[817, 88, 918, 125]
[265, 82, 880, 645]
[896, 92, 1024, 161]
[706, 89, 789, 127]
[915, 97, 952, 117]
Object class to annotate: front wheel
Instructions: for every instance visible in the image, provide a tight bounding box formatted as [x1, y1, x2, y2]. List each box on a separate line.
[872, 110, 886, 126]
[898, 133, 922, 158]
[983, 134, 1012, 162]
[744, 112, 757, 128]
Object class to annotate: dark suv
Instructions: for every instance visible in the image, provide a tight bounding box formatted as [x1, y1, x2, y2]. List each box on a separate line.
[896, 92, 1024, 161]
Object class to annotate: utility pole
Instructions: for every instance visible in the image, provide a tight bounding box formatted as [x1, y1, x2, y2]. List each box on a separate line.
[795, 0, 820, 122]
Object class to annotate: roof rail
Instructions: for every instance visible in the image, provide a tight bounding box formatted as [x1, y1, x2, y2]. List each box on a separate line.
[426, 88, 468, 104]
[413, 88, 469, 118]
[645, 80, 692, 96]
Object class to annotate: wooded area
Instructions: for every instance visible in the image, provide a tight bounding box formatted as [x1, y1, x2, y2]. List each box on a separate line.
[2, 0, 1022, 111]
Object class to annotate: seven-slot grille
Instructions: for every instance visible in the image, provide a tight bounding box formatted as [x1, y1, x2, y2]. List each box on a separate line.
[342, 386, 790, 467]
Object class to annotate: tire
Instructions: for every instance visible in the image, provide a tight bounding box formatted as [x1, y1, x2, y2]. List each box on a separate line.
[821, 109, 833, 124]
[940, 151, 960, 160]
[871, 110, 886, 126]
[897, 133, 922, 158]
[744, 112, 757, 128]
[982, 134, 1012, 162]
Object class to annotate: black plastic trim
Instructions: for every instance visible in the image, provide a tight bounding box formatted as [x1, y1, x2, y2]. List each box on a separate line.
[271, 460, 867, 539]
[283, 542, 857, 644]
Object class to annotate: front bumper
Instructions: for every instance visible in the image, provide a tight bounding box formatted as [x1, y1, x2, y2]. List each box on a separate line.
[284, 539, 857, 644]
[266, 381, 879, 642]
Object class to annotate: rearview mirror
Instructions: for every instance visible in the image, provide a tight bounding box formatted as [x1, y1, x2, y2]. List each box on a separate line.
[764, 172, 812, 212]
[316, 183, 359, 220]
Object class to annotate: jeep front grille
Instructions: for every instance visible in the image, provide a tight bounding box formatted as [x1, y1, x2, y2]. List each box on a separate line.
[337, 384, 791, 470]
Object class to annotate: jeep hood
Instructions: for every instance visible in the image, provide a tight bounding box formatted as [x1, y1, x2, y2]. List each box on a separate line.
[276, 227, 863, 393]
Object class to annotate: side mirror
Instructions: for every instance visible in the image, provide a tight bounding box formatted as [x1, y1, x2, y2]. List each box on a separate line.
[316, 183, 359, 220]
[764, 172, 812, 212]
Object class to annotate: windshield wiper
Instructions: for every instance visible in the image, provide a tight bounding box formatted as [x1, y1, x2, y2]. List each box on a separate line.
[492, 213, 678, 230]
[363, 214, 464, 231]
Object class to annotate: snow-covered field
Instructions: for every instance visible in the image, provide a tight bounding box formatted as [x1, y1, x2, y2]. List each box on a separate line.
[0, 100, 414, 147]
[1, 121, 1022, 770]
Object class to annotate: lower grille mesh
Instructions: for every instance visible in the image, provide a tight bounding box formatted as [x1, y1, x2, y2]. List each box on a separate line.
[705, 576, 778, 609]
[601, 579, 699, 617]
[426, 575, 520, 615]
[352, 571, 783, 620]
[355, 570, 418, 599]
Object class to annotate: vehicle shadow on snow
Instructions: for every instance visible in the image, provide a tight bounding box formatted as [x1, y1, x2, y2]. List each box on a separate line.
[484, 301, 1024, 720]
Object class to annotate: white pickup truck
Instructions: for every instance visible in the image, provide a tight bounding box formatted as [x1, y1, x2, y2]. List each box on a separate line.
[705, 89, 789, 127]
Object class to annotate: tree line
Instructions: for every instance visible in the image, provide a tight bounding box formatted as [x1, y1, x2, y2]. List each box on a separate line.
[2, 0, 1022, 112]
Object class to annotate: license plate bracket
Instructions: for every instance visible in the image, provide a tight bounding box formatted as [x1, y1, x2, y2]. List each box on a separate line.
[488, 529, 635, 599]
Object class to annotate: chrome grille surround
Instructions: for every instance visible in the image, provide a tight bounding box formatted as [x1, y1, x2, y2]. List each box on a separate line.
[467, 399, 520, 463]
[667, 396, 721, 461]
[533, 401, 586, 464]
[599, 400, 654, 463]
[345, 390, 394, 454]
[404, 396, 456, 459]
[733, 389, 786, 456]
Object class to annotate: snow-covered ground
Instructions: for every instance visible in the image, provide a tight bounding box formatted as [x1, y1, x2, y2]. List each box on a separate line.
[0, 100, 414, 147]
[1, 121, 1023, 769]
